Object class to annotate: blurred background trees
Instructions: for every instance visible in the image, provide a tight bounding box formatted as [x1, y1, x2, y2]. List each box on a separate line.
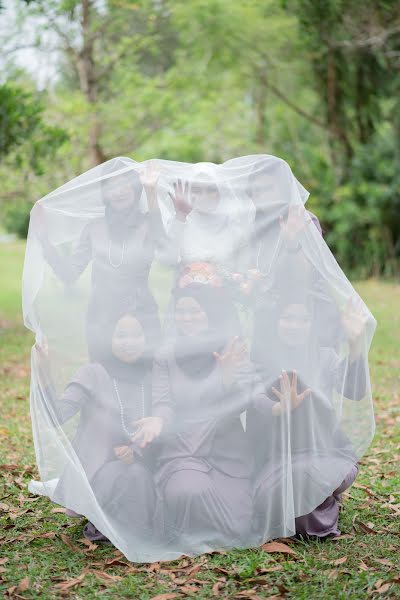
[0, 0, 399, 277]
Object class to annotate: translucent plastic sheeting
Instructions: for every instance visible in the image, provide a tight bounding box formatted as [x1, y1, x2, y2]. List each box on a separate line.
[22, 155, 376, 561]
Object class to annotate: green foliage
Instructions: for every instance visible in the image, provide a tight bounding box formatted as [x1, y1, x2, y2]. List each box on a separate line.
[1, 253, 399, 598]
[0, 0, 399, 277]
[315, 124, 400, 277]
[0, 84, 68, 174]
[3, 201, 32, 239]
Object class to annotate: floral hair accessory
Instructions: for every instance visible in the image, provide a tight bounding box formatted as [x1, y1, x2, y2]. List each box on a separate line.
[178, 262, 223, 288]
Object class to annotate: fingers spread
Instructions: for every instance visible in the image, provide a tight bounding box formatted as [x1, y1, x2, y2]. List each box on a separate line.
[299, 388, 312, 401]
[271, 386, 283, 401]
[291, 370, 298, 390]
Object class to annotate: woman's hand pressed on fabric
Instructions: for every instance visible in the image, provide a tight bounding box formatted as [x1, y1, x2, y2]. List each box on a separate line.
[168, 179, 192, 222]
[139, 160, 162, 212]
[271, 370, 311, 416]
[214, 336, 249, 388]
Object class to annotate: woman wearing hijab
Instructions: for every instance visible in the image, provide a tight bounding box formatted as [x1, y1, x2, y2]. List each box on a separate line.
[242, 160, 343, 349]
[34, 163, 165, 360]
[247, 288, 367, 541]
[165, 169, 251, 273]
[129, 277, 257, 555]
[52, 301, 158, 544]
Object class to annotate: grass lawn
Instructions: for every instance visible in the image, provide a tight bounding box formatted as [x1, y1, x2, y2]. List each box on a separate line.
[0, 240, 399, 599]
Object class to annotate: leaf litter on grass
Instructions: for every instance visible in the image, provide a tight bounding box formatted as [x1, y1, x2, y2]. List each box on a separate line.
[1, 280, 400, 599]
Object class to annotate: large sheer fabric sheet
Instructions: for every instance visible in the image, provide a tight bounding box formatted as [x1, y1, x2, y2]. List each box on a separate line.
[22, 155, 376, 562]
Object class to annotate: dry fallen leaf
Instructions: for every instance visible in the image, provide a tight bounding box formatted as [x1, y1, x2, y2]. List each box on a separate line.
[54, 573, 86, 591]
[258, 565, 284, 573]
[185, 564, 202, 577]
[104, 555, 130, 567]
[0, 464, 20, 472]
[213, 581, 224, 596]
[38, 531, 56, 539]
[330, 556, 348, 566]
[79, 537, 98, 551]
[149, 594, 178, 600]
[89, 570, 122, 584]
[246, 577, 270, 585]
[60, 533, 84, 553]
[325, 569, 339, 580]
[179, 585, 198, 594]
[16, 577, 30, 593]
[358, 521, 379, 535]
[213, 567, 231, 575]
[5, 586, 17, 597]
[376, 582, 391, 594]
[261, 541, 297, 556]
[234, 590, 264, 599]
[372, 558, 393, 567]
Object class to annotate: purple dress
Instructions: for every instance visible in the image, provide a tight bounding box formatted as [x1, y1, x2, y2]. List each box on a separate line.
[52, 363, 156, 540]
[248, 347, 365, 540]
[151, 343, 254, 554]
[41, 210, 165, 358]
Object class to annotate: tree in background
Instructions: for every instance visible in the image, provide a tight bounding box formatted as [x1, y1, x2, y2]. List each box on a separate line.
[1, 0, 399, 276]
[285, 0, 400, 276]
[0, 82, 67, 238]
[0, 84, 67, 172]
[16, 0, 178, 166]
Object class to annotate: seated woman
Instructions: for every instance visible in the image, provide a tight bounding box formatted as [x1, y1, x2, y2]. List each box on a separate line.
[131, 279, 257, 555]
[51, 302, 158, 544]
[247, 290, 367, 542]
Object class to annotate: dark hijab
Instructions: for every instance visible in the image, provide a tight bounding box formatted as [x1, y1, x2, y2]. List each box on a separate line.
[253, 288, 319, 391]
[173, 283, 241, 379]
[101, 169, 145, 241]
[93, 300, 155, 383]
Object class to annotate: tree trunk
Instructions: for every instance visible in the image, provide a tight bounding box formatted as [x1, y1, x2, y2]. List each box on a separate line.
[326, 48, 352, 178]
[76, 0, 107, 166]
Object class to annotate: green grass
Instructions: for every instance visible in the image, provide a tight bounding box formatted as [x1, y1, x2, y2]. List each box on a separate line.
[0, 241, 399, 599]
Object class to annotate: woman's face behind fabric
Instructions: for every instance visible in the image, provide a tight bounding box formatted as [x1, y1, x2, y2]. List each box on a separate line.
[175, 296, 209, 337]
[102, 173, 139, 212]
[191, 182, 220, 214]
[278, 303, 312, 347]
[111, 315, 146, 363]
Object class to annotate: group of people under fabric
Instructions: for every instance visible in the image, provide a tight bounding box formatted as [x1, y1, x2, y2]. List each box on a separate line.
[33, 160, 366, 554]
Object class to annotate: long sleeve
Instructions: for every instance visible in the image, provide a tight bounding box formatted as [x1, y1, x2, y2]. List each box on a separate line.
[204, 361, 276, 420]
[330, 350, 367, 401]
[152, 351, 175, 429]
[147, 208, 165, 243]
[56, 383, 88, 424]
[157, 215, 185, 266]
[54, 365, 94, 425]
[41, 224, 92, 285]
[235, 364, 277, 416]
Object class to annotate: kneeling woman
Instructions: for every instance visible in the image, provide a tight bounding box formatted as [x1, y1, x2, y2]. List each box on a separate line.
[132, 282, 255, 555]
[248, 292, 367, 542]
[52, 303, 158, 545]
